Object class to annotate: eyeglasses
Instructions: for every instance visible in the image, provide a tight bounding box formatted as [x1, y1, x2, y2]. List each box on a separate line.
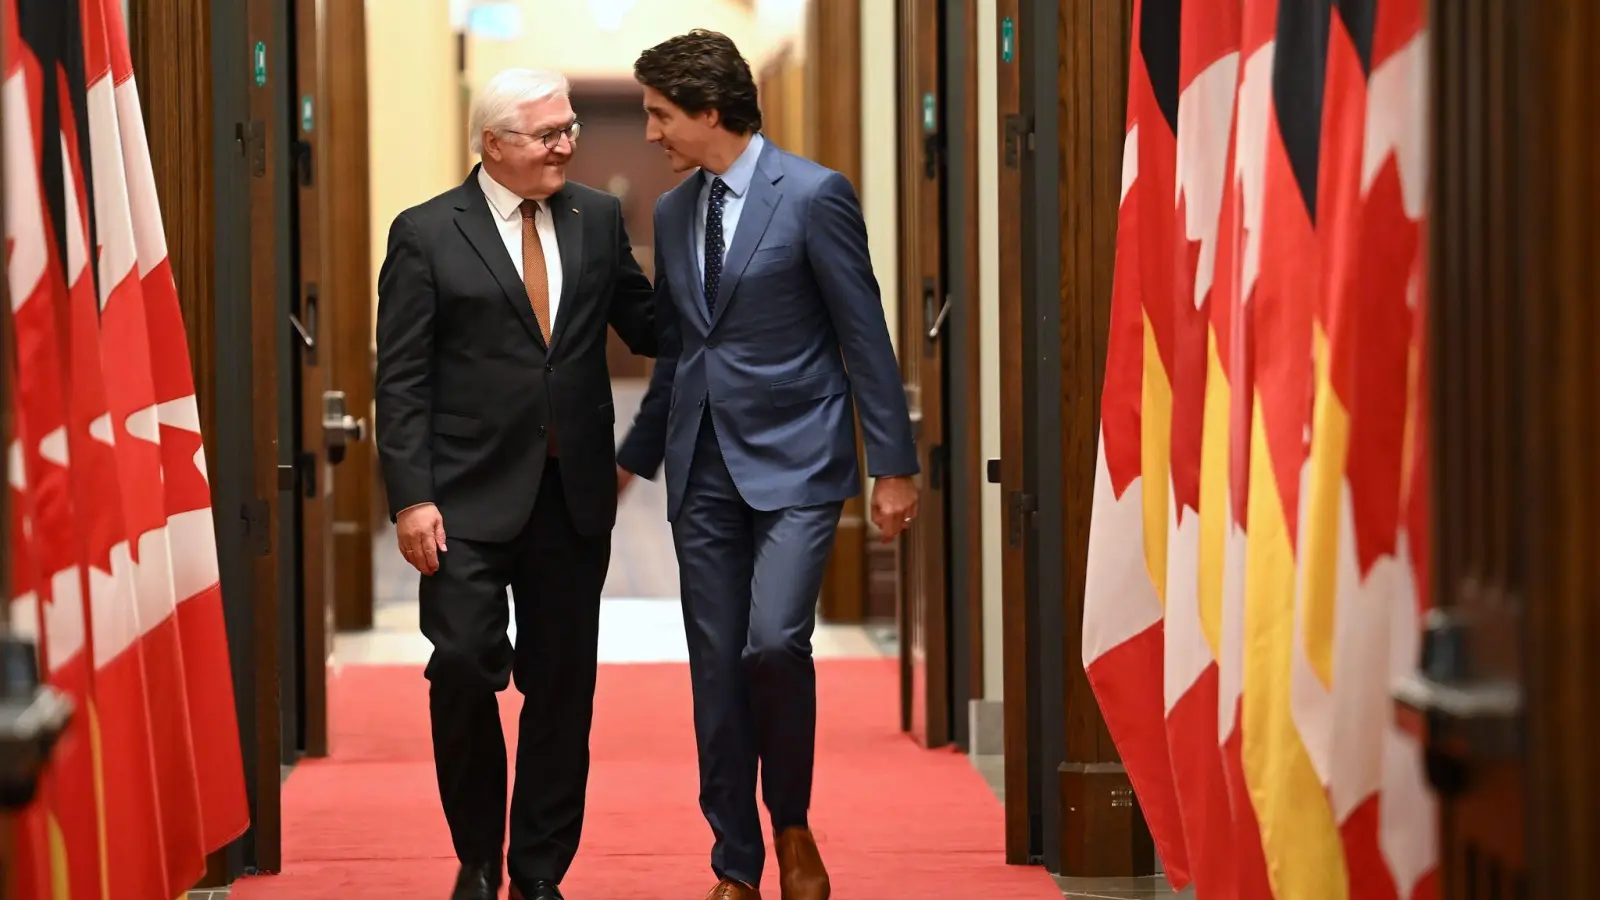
[504, 120, 582, 150]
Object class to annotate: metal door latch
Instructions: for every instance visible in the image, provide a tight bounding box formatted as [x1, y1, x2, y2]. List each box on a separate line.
[322, 390, 367, 465]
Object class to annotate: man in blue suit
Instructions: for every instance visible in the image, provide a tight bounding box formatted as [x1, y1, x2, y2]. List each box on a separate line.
[616, 29, 919, 900]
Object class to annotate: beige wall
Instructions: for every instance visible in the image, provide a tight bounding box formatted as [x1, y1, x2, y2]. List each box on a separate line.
[976, 0, 1003, 701]
[467, 0, 795, 90]
[367, 0, 464, 333]
[859, 0, 898, 352]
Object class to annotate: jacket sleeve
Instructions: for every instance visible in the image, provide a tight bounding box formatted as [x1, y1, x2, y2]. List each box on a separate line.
[607, 194, 658, 357]
[374, 212, 437, 518]
[616, 202, 680, 479]
[806, 171, 919, 478]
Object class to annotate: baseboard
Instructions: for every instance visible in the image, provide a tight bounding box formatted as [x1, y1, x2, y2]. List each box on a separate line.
[967, 698, 1005, 756]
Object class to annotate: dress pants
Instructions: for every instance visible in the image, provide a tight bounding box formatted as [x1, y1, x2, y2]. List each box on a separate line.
[673, 412, 844, 886]
[420, 457, 610, 888]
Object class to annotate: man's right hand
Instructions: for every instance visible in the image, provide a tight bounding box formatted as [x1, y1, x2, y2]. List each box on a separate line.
[617, 466, 636, 494]
[397, 503, 447, 575]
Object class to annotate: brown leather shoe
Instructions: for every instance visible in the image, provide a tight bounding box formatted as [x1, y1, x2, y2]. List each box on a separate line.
[775, 827, 831, 900]
[703, 878, 762, 900]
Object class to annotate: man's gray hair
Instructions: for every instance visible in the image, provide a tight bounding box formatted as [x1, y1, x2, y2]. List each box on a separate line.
[468, 68, 571, 155]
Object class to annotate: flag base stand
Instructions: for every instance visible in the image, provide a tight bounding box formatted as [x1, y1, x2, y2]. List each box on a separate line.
[1057, 762, 1157, 878]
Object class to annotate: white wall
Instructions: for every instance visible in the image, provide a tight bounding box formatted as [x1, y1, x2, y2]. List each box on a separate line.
[977, 0, 1003, 701]
[859, 0, 898, 351]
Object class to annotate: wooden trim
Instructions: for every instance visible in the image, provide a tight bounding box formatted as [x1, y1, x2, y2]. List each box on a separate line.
[992, 0, 1031, 866]
[294, 0, 330, 759]
[323, 0, 374, 632]
[245, 0, 284, 871]
[953, 0, 985, 720]
[805, 0, 870, 625]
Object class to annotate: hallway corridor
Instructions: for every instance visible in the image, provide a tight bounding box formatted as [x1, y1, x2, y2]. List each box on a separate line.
[198, 383, 1175, 899]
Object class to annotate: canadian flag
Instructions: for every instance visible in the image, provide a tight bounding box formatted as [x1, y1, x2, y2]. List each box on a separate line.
[4, 0, 250, 896]
[100, 0, 251, 852]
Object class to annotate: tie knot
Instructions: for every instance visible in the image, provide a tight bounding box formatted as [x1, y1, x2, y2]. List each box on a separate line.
[519, 199, 540, 220]
[709, 177, 728, 198]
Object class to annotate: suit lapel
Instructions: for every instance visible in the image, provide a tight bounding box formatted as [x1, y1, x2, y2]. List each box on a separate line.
[708, 146, 783, 333]
[453, 171, 546, 350]
[667, 178, 710, 327]
[548, 188, 583, 352]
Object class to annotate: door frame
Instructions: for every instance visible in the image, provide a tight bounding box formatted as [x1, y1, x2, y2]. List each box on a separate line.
[941, 0, 987, 754]
[289, 0, 333, 760]
[995, 0, 1067, 868]
[893, 0, 952, 750]
[209, 0, 285, 875]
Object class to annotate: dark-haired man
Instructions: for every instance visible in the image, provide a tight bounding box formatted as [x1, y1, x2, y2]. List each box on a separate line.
[616, 28, 919, 900]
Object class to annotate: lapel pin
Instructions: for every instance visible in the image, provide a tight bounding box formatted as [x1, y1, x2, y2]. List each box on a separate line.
[571, 207, 579, 214]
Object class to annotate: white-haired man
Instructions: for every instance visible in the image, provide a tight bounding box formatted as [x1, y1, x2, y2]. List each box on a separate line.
[375, 68, 656, 900]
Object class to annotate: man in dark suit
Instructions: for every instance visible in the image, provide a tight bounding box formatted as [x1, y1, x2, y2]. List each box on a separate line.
[616, 31, 920, 900]
[375, 67, 655, 900]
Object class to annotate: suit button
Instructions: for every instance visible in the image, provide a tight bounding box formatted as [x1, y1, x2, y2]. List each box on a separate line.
[538, 425, 547, 436]
[706, 340, 717, 349]
[545, 363, 553, 372]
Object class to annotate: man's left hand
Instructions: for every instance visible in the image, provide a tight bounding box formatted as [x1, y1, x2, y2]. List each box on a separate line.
[871, 475, 920, 542]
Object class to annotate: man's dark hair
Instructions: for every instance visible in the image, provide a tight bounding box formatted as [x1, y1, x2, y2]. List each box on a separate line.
[634, 30, 763, 135]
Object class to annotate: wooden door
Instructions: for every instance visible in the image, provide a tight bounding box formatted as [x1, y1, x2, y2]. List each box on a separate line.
[291, 0, 333, 759]
[1418, 0, 1599, 897]
[894, 0, 950, 750]
[243, 0, 284, 870]
[564, 80, 686, 381]
[322, 0, 374, 634]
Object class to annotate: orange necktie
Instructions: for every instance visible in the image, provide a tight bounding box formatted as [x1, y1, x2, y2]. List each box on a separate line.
[519, 199, 557, 456]
[518, 199, 553, 345]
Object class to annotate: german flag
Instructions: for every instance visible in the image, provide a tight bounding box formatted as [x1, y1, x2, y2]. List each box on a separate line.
[1083, 1, 1437, 895]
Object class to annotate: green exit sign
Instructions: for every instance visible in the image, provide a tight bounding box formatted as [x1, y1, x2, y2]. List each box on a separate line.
[253, 41, 267, 86]
[922, 92, 936, 133]
[1001, 17, 1015, 63]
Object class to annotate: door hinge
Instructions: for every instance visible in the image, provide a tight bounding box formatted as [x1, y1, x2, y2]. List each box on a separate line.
[293, 139, 314, 186]
[927, 444, 948, 492]
[1007, 490, 1037, 547]
[296, 451, 319, 499]
[241, 498, 271, 556]
[236, 120, 266, 177]
[1004, 114, 1034, 170]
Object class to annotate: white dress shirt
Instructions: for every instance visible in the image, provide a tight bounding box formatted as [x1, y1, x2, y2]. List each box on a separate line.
[478, 166, 564, 332]
[693, 132, 766, 286]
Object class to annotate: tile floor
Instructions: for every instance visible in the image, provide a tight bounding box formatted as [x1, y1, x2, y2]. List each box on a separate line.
[192, 380, 1183, 898]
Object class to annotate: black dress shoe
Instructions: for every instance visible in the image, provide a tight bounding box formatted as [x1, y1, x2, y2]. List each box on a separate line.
[450, 861, 501, 900]
[510, 880, 565, 900]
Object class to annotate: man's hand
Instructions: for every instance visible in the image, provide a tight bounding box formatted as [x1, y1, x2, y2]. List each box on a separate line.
[397, 503, 447, 575]
[617, 466, 636, 494]
[871, 475, 920, 543]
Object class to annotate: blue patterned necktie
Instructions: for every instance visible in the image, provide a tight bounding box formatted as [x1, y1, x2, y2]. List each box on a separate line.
[703, 176, 729, 318]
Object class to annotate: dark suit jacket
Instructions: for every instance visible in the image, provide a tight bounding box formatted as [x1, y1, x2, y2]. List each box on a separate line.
[617, 139, 917, 522]
[375, 166, 655, 542]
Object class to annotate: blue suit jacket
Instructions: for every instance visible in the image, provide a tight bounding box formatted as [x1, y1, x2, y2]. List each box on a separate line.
[617, 139, 918, 522]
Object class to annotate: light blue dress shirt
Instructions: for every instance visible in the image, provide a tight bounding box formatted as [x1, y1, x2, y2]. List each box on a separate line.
[693, 132, 767, 286]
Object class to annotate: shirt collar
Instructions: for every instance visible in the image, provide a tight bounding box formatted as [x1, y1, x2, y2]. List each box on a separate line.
[703, 132, 765, 199]
[478, 166, 542, 221]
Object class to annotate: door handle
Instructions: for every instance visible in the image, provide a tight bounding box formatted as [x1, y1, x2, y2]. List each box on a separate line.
[1392, 606, 1524, 796]
[322, 390, 367, 465]
[926, 296, 952, 341]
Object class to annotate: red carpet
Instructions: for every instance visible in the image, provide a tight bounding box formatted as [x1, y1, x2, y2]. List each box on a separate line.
[229, 659, 1061, 898]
